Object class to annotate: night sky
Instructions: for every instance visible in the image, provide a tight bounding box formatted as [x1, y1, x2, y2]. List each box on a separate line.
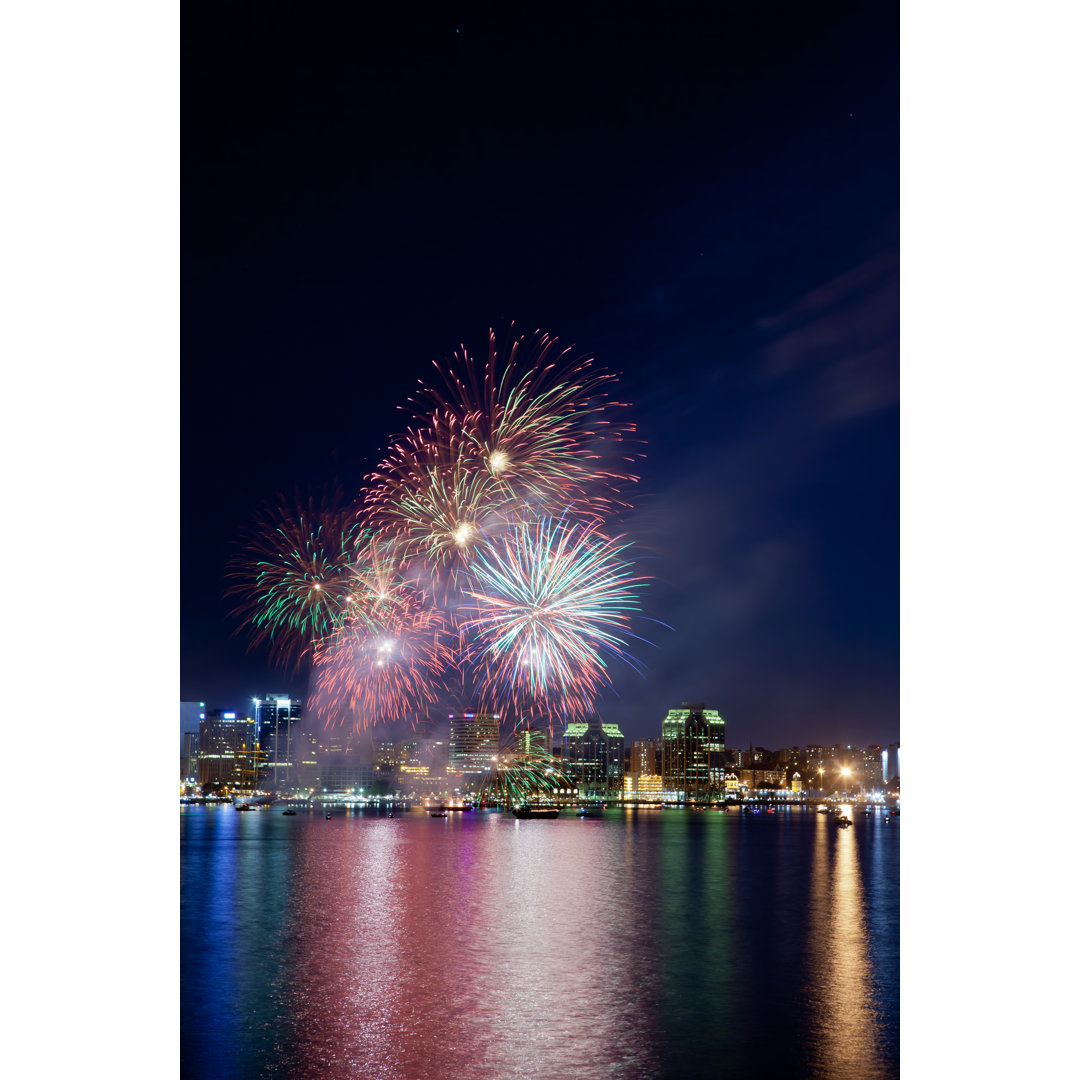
[182, 3, 898, 748]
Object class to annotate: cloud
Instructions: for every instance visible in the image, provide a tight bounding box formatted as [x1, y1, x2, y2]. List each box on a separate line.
[753, 251, 899, 424]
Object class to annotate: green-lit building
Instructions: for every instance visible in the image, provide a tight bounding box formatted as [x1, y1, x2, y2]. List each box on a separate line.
[562, 715, 625, 797]
[660, 702, 725, 799]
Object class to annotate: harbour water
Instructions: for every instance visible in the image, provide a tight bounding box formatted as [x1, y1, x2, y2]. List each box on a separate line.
[181, 805, 899, 1079]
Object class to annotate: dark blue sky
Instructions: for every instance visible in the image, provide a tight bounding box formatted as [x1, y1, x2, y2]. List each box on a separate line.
[182, 3, 898, 747]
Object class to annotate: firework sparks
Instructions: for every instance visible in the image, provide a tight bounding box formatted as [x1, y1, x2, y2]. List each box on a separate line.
[363, 415, 510, 578]
[311, 590, 456, 729]
[475, 739, 576, 806]
[227, 492, 363, 669]
[459, 517, 648, 722]
[228, 330, 654, 729]
[412, 328, 640, 520]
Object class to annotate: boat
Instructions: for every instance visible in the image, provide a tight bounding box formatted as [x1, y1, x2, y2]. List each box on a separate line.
[282, 809, 297, 816]
[325, 812, 332, 819]
[236, 803, 258, 812]
[512, 806, 559, 819]
[430, 810, 447, 818]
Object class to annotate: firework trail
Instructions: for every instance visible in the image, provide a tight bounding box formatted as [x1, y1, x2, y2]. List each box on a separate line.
[459, 517, 648, 725]
[227, 490, 364, 669]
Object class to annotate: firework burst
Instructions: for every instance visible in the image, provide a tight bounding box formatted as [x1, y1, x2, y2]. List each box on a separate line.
[412, 328, 639, 520]
[310, 589, 456, 729]
[363, 414, 512, 578]
[227, 491, 364, 669]
[459, 517, 648, 723]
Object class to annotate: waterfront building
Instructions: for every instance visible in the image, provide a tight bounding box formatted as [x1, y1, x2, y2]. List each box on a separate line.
[253, 693, 303, 790]
[737, 767, 787, 791]
[660, 702, 725, 799]
[562, 715, 625, 797]
[623, 773, 663, 801]
[448, 710, 500, 777]
[197, 709, 260, 792]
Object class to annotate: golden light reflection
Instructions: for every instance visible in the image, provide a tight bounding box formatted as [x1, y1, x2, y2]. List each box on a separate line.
[807, 811, 888, 1079]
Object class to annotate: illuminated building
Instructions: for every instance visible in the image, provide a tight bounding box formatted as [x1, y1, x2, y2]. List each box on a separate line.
[660, 702, 725, 799]
[624, 773, 663, 801]
[883, 742, 900, 783]
[253, 693, 302, 790]
[448, 710, 500, 776]
[631, 738, 659, 775]
[375, 740, 398, 780]
[562, 715, 625, 797]
[861, 745, 884, 790]
[197, 709, 260, 792]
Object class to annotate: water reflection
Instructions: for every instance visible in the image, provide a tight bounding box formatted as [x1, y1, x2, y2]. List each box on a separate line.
[269, 812, 663, 1079]
[806, 806, 890, 1079]
[181, 807, 898, 1080]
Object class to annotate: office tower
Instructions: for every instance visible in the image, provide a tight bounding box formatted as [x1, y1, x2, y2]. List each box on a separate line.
[197, 709, 259, 792]
[660, 702, 725, 799]
[253, 693, 302, 790]
[448, 710, 500, 776]
[562, 715, 625, 797]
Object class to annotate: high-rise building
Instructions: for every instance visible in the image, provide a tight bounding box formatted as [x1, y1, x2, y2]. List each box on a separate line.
[660, 702, 725, 799]
[197, 710, 260, 792]
[448, 711, 500, 777]
[562, 715, 625, 797]
[253, 694, 303, 790]
[630, 738, 659, 775]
